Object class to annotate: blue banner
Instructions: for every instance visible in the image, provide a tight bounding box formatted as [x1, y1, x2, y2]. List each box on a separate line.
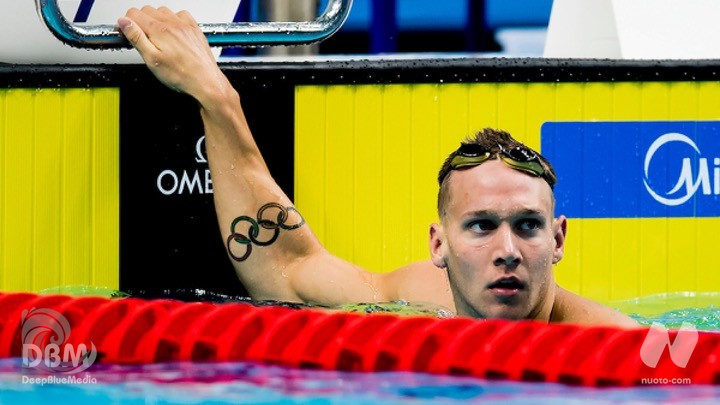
[541, 121, 720, 218]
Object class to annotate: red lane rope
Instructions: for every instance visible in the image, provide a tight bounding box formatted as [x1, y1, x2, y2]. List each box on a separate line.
[2, 292, 719, 386]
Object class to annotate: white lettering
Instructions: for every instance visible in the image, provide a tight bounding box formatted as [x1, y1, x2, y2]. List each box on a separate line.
[22, 345, 42, 367]
[63, 343, 90, 367]
[157, 169, 213, 195]
[179, 171, 202, 194]
[205, 168, 213, 193]
[157, 135, 213, 196]
[46, 345, 61, 368]
[640, 377, 692, 385]
[21, 374, 98, 385]
[157, 170, 179, 195]
[663, 157, 711, 202]
[25, 343, 97, 373]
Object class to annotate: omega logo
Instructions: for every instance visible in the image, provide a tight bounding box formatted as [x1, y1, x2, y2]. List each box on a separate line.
[156, 135, 213, 195]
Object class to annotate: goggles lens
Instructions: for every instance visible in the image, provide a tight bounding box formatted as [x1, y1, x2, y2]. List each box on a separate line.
[441, 143, 548, 185]
[497, 145, 545, 177]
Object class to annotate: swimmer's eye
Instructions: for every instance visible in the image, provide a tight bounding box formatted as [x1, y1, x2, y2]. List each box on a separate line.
[516, 218, 542, 232]
[468, 220, 496, 233]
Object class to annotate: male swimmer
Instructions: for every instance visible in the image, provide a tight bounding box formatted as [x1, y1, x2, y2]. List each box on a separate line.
[118, 7, 637, 327]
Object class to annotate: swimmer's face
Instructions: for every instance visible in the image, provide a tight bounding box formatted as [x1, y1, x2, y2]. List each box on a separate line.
[429, 160, 567, 320]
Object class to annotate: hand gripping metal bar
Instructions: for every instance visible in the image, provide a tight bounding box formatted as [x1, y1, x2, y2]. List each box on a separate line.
[35, 0, 353, 48]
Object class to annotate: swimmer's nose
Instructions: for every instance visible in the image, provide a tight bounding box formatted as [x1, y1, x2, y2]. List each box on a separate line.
[492, 224, 521, 268]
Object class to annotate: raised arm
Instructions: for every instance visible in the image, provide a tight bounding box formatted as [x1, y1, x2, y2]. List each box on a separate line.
[117, 7, 423, 306]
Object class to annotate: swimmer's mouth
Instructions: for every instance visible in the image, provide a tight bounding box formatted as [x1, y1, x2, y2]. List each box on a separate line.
[487, 277, 525, 292]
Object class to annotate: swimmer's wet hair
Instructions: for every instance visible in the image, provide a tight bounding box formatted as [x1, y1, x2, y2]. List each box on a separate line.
[436, 128, 557, 218]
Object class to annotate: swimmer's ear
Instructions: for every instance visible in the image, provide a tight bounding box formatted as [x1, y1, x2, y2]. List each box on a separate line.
[552, 215, 567, 264]
[429, 223, 447, 269]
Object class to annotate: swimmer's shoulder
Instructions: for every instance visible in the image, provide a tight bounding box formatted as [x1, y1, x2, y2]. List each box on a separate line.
[552, 286, 640, 328]
[383, 260, 456, 312]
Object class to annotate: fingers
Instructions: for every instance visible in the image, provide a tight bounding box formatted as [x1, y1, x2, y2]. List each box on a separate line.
[175, 10, 215, 59]
[117, 14, 154, 58]
[122, 7, 200, 40]
[132, 6, 197, 29]
[157, 6, 175, 17]
[120, 7, 187, 60]
[118, 6, 220, 99]
[176, 9, 198, 26]
[138, 5, 167, 21]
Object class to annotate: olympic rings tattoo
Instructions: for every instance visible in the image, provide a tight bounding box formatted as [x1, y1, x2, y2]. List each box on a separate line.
[226, 202, 306, 262]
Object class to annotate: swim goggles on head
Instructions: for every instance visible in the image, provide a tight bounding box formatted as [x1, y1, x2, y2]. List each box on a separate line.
[440, 143, 550, 187]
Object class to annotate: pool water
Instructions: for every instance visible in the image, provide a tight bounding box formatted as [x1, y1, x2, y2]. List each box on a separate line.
[2, 358, 720, 404]
[2, 292, 718, 404]
[613, 293, 720, 331]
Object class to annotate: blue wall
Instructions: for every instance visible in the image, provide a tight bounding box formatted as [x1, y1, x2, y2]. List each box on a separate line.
[333, 0, 553, 32]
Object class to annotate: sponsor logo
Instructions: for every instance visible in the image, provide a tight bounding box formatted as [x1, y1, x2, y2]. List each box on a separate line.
[541, 121, 720, 218]
[643, 132, 719, 206]
[156, 135, 214, 196]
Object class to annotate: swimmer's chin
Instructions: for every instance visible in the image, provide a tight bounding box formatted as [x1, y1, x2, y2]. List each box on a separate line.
[473, 306, 531, 321]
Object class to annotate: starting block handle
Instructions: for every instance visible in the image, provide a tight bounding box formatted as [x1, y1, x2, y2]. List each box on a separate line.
[35, 0, 353, 48]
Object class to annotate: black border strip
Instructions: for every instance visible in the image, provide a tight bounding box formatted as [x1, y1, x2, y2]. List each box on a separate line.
[3, 57, 720, 88]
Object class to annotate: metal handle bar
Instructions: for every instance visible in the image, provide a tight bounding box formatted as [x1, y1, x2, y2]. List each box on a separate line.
[35, 0, 353, 48]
